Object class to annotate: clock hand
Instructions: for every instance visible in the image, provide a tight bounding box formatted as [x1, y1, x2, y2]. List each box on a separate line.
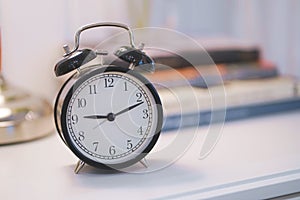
[93, 119, 107, 129]
[84, 115, 108, 129]
[86, 101, 144, 129]
[84, 115, 108, 119]
[115, 101, 144, 117]
[84, 112, 116, 121]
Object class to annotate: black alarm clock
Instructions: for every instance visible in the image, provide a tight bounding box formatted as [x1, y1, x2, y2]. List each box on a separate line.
[54, 22, 163, 173]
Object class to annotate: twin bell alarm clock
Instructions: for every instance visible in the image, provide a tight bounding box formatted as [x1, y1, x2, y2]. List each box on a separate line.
[54, 22, 163, 173]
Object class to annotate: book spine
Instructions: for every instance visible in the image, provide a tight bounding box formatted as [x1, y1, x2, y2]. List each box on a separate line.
[153, 49, 260, 69]
[296, 82, 300, 97]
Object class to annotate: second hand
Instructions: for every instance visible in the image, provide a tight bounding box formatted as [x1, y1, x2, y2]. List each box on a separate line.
[93, 119, 107, 130]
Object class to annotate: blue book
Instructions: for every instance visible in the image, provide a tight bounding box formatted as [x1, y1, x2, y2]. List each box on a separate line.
[162, 98, 300, 132]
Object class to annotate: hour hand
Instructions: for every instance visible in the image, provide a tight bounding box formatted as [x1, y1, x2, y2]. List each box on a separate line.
[84, 115, 108, 119]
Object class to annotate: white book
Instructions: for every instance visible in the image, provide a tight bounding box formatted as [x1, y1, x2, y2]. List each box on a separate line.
[157, 76, 296, 116]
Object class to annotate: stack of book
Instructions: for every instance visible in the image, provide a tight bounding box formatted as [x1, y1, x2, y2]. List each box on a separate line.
[144, 39, 300, 131]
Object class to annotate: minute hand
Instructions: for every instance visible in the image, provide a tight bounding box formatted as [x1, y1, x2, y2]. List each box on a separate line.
[115, 101, 144, 117]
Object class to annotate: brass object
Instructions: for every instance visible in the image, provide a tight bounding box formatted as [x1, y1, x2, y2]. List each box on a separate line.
[0, 76, 53, 145]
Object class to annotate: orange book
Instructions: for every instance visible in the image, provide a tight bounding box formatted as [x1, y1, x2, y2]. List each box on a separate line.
[146, 61, 278, 88]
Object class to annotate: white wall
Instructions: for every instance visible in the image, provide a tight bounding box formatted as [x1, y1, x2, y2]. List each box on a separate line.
[0, 0, 65, 101]
[148, 0, 300, 77]
[0, 0, 299, 101]
[0, 0, 131, 101]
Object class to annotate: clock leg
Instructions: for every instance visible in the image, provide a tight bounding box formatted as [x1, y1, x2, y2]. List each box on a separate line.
[139, 158, 149, 168]
[74, 160, 85, 174]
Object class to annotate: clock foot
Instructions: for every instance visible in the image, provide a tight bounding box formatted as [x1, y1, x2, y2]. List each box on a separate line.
[139, 158, 149, 168]
[74, 160, 85, 174]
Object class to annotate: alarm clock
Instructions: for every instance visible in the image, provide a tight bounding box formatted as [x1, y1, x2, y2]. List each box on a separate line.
[54, 22, 163, 173]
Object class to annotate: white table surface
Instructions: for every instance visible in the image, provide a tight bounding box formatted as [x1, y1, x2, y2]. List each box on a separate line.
[1, 110, 300, 200]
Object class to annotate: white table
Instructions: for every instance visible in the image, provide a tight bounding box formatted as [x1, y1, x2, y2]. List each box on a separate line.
[1, 110, 300, 200]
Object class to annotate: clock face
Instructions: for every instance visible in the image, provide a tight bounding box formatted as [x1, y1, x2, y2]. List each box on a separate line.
[60, 67, 162, 169]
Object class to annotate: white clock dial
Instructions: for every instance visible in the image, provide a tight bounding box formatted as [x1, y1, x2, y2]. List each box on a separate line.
[63, 68, 161, 167]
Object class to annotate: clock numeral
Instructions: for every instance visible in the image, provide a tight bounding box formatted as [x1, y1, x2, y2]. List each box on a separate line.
[78, 131, 85, 141]
[127, 139, 133, 150]
[92, 141, 99, 152]
[89, 84, 97, 94]
[71, 114, 79, 124]
[143, 109, 149, 119]
[137, 126, 143, 135]
[124, 81, 128, 91]
[104, 78, 114, 88]
[77, 98, 87, 108]
[109, 145, 116, 155]
[136, 92, 143, 102]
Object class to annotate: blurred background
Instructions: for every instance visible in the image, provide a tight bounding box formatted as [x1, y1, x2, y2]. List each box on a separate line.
[1, 1, 300, 198]
[0, 0, 299, 102]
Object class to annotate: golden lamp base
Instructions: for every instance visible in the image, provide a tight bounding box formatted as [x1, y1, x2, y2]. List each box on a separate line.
[0, 75, 53, 145]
